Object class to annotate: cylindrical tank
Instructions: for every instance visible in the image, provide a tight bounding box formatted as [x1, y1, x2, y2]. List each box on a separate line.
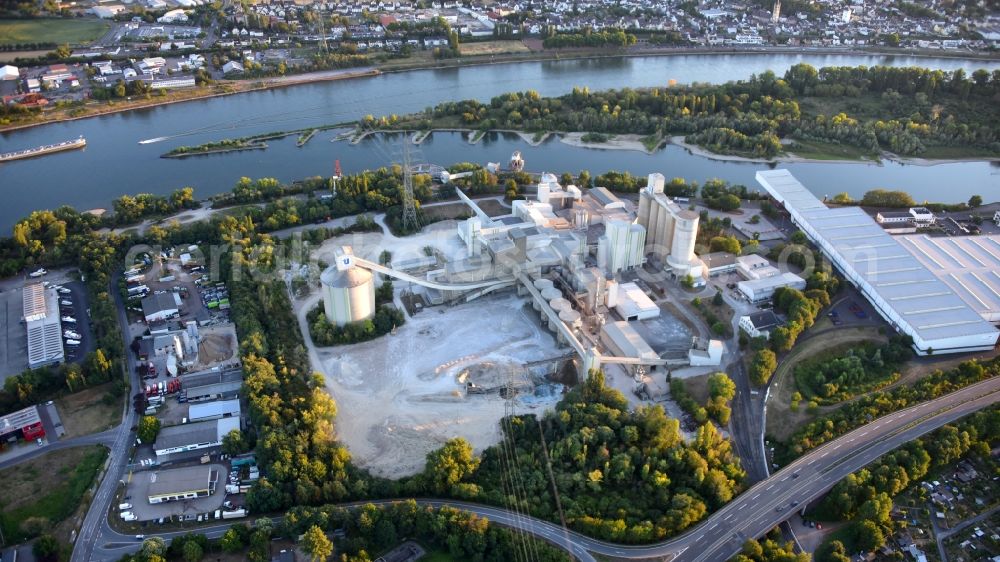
[559, 308, 582, 329]
[670, 210, 699, 264]
[534, 278, 554, 291]
[320, 265, 375, 326]
[540, 287, 561, 301]
[549, 297, 571, 313]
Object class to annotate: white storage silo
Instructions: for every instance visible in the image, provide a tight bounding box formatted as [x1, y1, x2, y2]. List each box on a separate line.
[321, 263, 376, 326]
[540, 287, 562, 301]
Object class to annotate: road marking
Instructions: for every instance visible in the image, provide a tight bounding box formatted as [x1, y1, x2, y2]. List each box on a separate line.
[752, 494, 761, 500]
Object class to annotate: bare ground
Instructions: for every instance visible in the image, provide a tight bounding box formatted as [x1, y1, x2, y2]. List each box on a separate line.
[56, 382, 121, 437]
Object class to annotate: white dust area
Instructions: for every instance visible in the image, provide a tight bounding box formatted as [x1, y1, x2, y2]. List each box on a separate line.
[306, 221, 566, 479]
[318, 295, 562, 478]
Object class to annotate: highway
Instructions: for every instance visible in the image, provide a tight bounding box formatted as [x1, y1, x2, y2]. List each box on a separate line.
[70, 374, 1000, 562]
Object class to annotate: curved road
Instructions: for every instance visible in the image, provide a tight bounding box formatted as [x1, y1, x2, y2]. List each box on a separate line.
[77, 375, 1000, 562]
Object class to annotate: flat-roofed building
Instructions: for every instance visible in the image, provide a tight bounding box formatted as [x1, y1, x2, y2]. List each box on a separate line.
[614, 282, 660, 321]
[0, 405, 45, 442]
[896, 234, 1000, 323]
[188, 399, 241, 422]
[601, 321, 659, 363]
[153, 417, 239, 460]
[737, 272, 806, 303]
[147, 465, 217, 504]
[757, 169, 999, 355]
[24, 283, 63, 368]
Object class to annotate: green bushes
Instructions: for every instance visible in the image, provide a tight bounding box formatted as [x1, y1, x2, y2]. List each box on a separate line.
[776, 358, 999, 464]
[307, 304, 405, 346]
[793, 338, 911, 404]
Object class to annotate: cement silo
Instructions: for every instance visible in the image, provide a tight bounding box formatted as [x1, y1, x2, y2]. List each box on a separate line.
[559, 308, 582, 330]
[321, 260, 376, 326]
[533, 278, 554, 292]
[540, 287, 562, 301]
[667, 210, 699, 270]
[549, 297, 571, 313]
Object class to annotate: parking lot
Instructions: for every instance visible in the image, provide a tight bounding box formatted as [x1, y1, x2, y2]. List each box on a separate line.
[124, 462, 228, 522]
[0, 270, 92, 383]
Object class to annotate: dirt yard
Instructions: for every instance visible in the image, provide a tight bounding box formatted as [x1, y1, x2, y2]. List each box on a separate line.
[56, 382, 122, 437]
[198, 331, 236, 364]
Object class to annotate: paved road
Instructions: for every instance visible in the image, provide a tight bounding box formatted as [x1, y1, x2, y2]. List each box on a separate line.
[0, 428, 116, 471]
[74, 375, 1000, 562]
[71, 272, 141, 562]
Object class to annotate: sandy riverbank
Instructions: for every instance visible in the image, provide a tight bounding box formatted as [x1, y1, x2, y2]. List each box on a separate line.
[559, 132, 658, 153]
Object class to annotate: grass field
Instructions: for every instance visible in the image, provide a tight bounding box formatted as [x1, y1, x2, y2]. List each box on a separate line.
[0, 445, 108, 543]
[0, 18, 109, 46]
[459, 40, 531, 56]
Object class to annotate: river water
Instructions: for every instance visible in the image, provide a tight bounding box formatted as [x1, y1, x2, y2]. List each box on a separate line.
[1, 53, 999, 230]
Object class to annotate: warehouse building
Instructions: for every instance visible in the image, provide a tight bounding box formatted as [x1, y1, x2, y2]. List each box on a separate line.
[188, 399, 241, 422]
[141, 292, 180, 323]
[757, 169, 999, 355]
[737, 272, 806, 303]
[153, 417, 239, 461]
[600, 321, 659, 364]
[0, 405, 45, 443]
[147, 465, 217, 504]
[24, 283, 64, 368]
[896, 234, 1000, 323]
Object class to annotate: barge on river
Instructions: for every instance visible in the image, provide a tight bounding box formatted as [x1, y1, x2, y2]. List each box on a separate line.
[0, 136, 86, 163]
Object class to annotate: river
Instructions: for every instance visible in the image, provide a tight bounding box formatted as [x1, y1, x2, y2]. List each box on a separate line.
[1, 53, 999, 231]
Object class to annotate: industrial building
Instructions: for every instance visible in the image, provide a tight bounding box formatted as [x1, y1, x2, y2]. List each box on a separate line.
[23, 283, 64, 368]
[188, 398, 241, 422]
[737, 272, 806, 303]
[757, 169, 999, 355]
[153, 417, 239, 461]
[147, 465, 217, 504]
[141, 292, 180, 323]
[895, 234, 1000, 323]
[0, 405, 45, 443]
[322, 170, 724, 375]
[636, 173, 705, 283]
[600, 321, 659, 364]
[320, 247, 376, 326]
[598, 219, 646, 274]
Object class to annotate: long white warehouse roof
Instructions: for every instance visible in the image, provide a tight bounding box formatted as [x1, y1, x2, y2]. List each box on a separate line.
[896, 234, 1000, 323]
[756, 169, 998, 354]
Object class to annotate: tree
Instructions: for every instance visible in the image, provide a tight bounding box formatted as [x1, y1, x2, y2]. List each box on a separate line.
[32, 534, 61, 562]
[852, 519, 885, 552]
[182, 541, 204, 562]
[222, 429, 247, 455]
[969, 194, 983, 208]
[220, 527, 245, 553]
[137, 415, 161, 443]
[300, 525, 334, 562]
[707, 373, 736, 401]
[749, 349, 777, 386]
[423, 437, 480, 494]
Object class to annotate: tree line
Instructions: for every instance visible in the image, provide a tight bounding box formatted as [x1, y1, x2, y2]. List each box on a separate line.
[386, 63, 1000, 159]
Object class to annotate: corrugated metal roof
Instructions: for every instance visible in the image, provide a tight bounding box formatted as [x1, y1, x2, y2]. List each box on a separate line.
[188, 399, 241, 421]
[757, 169, 998, 344]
